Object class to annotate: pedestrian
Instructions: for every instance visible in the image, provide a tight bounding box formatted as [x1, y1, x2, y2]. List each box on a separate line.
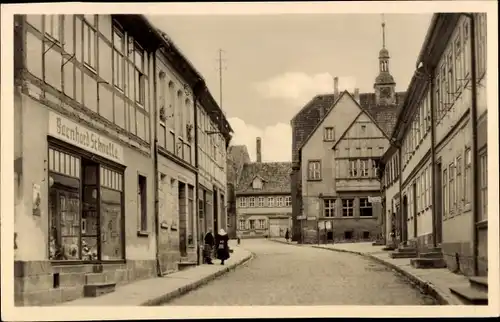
[215, 228, 230, 265]
[285, 229, 290, 242]
[203, 229, 215, 264]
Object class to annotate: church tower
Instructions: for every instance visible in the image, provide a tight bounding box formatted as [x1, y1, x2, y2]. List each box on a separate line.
[374, 15, 396, 105]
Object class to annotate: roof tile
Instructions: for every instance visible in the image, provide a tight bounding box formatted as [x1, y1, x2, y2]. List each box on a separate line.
[236, 162, 292, 194]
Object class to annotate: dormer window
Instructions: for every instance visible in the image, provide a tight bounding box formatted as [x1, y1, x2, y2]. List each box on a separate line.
[252, 177, 263, 189]
[324, 127, 335, 141]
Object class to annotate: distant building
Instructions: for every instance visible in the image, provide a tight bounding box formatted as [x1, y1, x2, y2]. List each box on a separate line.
[226, 145, 251, 238]
[236, 138, 292, 239]
[381, 13, 488, 277]
[290, 21, 405, 244]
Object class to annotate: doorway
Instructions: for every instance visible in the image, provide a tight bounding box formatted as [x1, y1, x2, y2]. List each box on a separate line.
[412, 182, 417, 239]
[402, 195, 408, 243]
[178, 182, 187, 257]
[435, 162, 443, 244]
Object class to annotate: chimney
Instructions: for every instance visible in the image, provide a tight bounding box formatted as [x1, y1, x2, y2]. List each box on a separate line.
[354, 88, 360, 103]
[256, 137, 262, 163]
[333, 77, 339, 97]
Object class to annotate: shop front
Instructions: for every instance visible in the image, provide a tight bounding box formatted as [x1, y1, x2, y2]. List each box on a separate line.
[14, 104, 156, 306]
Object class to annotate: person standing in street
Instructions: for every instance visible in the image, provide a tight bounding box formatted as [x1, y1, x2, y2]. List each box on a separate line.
[215, 229, 230, 265]
[285, 228, 290, 243]
[203, 229, 215, 264]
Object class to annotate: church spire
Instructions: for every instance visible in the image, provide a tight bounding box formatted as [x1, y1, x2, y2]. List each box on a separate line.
[374, 13, 396, 105]
[382, 14, 386, 49]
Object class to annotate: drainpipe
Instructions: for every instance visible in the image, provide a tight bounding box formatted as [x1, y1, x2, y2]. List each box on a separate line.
[193, 78, 204, 265]
[463, 13, 479, 276]
[152, 51, 162, 277]
[430, 74, 437, 249]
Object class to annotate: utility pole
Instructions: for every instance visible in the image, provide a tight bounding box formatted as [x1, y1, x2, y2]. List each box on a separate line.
[216, 49, 227, 109]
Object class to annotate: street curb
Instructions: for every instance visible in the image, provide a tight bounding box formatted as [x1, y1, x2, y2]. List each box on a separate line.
[141, 251, 255, 306]
[269, 239, 303, 247]
[311, 246, 462, 306]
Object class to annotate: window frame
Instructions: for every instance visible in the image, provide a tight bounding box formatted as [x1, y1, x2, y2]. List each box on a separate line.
[44, 15, 61, 42]
[323, 199, 335, 217]
[342, 199, 354, 217]
[359, 198, 373, 217]
[82, 16, 97, 71]
[307, 160, 322, 181]
[323, 127, 335, 141]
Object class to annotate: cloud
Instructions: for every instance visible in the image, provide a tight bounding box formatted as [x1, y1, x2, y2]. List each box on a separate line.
[228, 117, 291, 162]
[254, 72, 357, 108]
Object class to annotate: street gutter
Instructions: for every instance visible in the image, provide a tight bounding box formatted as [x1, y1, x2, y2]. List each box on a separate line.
[141, 252, 255, 306]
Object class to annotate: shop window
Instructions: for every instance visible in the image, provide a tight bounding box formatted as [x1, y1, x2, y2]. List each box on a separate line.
[48, 146, 124, 261]
[138, 175, 147, 232]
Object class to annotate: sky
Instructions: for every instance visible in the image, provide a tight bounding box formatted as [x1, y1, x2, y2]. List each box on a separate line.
[147, 13, 433, 163]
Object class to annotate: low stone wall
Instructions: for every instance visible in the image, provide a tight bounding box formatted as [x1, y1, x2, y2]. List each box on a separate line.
[14, 259, 156, 306]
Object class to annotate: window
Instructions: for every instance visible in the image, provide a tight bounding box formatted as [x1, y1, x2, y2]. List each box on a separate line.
[416, 177, 420, 213]
[456, 155, 463, 210]
[464, 148, 471, 204]
[138, 175, 147, 232]
[443, 169, 448, 218]
[308, 160, 321, 180]
[440, 64, 447, 110]
[277, 197, 284, 207]
[476, 13, 487, 76]
[134, 44, 146, 106]
[435, 72, 441, 119]
[248, 197, 255, 207]
[463, 20, 470, 77]
[324, 127, 335, 141]
[361, 125, 366, 133]
[428, 165, 432, 207]
[454, 30, 463, 91]
[82, 18, 96, 70]
[421, 174, 425, 211]
[479, 151, 487, 221]
[423, 90, 430, 130]
[324, 199, 335, 217]
[238, 220, 245, 230]
[267, 197, 275, 207]
[249, 220, 255, 230]
[258, 219, 266, 229]
[349, 160, 358, 177]
[362, 231, 370, 240]
[447, 50, 455, 103]
[372, 160, 379, 179]
[449, 163, 455, 213]
[239, 197, 246, 208]
[44, 15, 61, 41]
[113, 27, 125, 91]
[285, 196, 292, 207]
[359, 198, 373, 217]
[342, 199, 354, 217]
[360, 160, 369, 177]
[258, 197, 265, 207]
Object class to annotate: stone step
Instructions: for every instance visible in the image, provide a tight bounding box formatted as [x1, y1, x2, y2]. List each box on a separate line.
[83, 282, 116, 297]
[382, 245, 396, 251]
[450, 285, 488, 305]
[389, 251, 418, 259]
[410, 258, 447, 269]
[397, 247, 418, 253]
[418, 252, 444, 259]
[469, 276, 488, 292]
[177, 261, 197, 271]
[85, 272, 115, 285]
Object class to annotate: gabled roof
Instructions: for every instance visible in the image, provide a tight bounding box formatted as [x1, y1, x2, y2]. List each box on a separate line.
[236, 162, 292, 194]
[291, 93, 338, 162]
[297, 91, 347, 153]
[331, 91, 401, 149]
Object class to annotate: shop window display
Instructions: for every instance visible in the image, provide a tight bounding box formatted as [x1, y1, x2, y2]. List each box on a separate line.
[48, 146, 124, 261]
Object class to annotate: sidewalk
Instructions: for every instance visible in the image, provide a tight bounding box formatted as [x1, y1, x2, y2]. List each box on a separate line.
[61, 241, 253, 306]
[270, 238, 469, 305]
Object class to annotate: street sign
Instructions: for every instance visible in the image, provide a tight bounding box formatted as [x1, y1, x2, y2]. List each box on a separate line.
[307, 216, 317, 221]
[368, 196, 382, 203]
[297, 215, 306, 220]
[325, 221, 332, 230]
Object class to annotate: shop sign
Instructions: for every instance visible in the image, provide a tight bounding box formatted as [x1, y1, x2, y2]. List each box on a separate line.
[368, 196, 382, 203]
[48, 112, 124, 164]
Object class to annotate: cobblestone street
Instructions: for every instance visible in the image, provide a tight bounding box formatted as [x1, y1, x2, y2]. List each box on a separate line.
[166, 239, 437, 305]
